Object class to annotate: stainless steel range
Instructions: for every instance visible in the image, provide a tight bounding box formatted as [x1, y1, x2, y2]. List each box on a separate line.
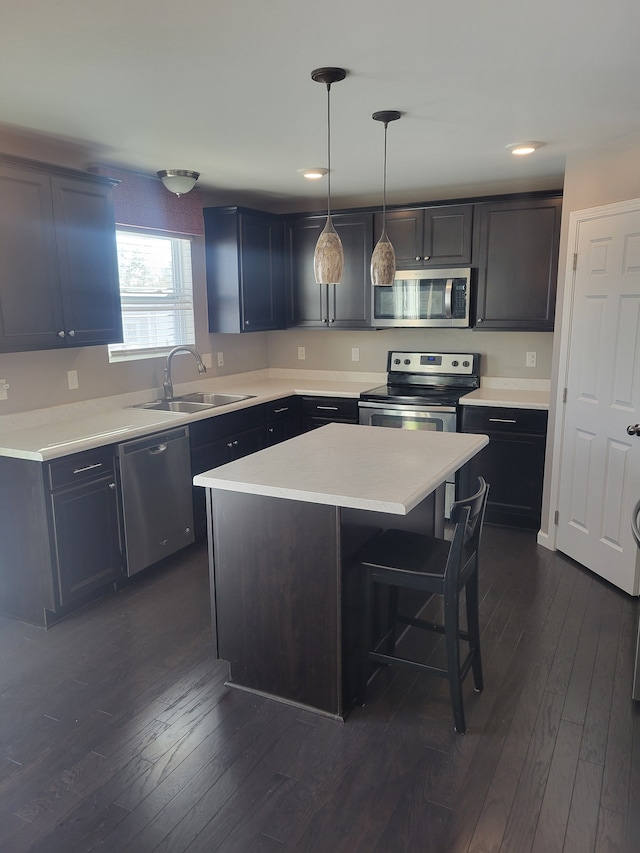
[359, 350, 481, 514]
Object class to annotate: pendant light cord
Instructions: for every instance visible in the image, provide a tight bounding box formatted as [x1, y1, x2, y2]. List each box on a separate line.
[326, 82, 332, 219]
[382, 120, 388, 232]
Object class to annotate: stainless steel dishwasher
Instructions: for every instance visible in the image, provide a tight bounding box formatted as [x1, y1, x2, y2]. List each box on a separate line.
[118, 426, 194, 576]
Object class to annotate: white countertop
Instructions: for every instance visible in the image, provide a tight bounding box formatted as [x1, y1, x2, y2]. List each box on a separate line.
[193, 423, 489, 515]
[0, 370, 385, 461]
[459, 377, 550, 410]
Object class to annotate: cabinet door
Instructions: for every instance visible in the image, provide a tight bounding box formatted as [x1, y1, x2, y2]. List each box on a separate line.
[50, 476, 122, 606]
[205, 207, 285, 333]
[374, 205, 472, 268]
[286, 213, 372, 328]
[51, 175, 123, 346]
[474, 196, 562, 330]
[0, 163, 65, 351]
[239, 212, 285, 331]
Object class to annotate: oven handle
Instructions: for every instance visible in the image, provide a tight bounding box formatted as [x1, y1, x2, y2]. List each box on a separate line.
[358, 400, 457, 415]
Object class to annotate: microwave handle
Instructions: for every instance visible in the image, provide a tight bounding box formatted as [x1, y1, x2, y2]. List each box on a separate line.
[444, 278, 453, 319]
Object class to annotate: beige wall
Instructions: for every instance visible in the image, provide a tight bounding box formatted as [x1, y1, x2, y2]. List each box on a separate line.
[267, 328, 553, 378]
[541, 132, 640, 535]
[0, 122, 554, 417]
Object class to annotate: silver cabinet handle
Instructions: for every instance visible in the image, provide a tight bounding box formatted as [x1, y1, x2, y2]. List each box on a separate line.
[68, 330, 75, 337]
[58, 330, 65, 338]
[73, 462, 103, 474]
[273, 407, 289, 414]
[317, 406, 339, 411]
[109, 482, 116, 490]
[488, 418, 517, 423]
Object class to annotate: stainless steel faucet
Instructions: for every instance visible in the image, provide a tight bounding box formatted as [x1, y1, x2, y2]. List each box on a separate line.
[163, 346, 207, 400]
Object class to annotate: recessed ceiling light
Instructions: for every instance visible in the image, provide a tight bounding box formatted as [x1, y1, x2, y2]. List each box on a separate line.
[298, 167, 328, 180]
[506, 142, 544, 156]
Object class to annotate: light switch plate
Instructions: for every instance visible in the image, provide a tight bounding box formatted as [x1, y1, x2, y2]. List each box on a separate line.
[216, 352, 224, 367]
[298, 346, 306, 360]
[0, 379, 7, 401]
[67, 370, 79, 390]
[351, 347, 360, 362]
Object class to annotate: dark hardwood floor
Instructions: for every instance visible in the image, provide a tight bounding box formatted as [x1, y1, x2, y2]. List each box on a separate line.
[1, 525, 638, 852]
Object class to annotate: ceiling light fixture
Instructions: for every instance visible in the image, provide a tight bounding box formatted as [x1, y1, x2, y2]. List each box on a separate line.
[371, 110, 401, 287]
[506, 142, 544, 156]
[299, 167, 329, 180]
[157, 169, 200, 196]
[311, 66, 347, 285]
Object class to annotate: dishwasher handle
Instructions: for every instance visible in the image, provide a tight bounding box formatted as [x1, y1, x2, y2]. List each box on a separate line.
[149, 443, 168, 455]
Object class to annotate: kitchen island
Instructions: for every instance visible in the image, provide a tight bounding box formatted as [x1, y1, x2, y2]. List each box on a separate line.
[193, 423, 488, 718]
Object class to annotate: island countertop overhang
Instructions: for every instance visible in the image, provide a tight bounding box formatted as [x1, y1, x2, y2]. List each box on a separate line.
[193, 423, 489, 515]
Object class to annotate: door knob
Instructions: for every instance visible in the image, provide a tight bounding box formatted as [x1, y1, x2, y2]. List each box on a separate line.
[626, 424, 640, 436]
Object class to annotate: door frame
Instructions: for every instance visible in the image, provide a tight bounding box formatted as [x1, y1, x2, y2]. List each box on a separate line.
[543, 196, 640, 553]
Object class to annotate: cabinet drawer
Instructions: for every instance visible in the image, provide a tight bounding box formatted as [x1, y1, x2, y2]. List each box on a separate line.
[47, 446, 116, 490]
[301, 396, 358, 422]
[265, 396, 300, 421]
[460, 406, 547, 435]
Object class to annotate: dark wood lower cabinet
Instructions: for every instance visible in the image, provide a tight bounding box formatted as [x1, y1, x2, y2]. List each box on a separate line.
[0, 446, 123, 626]
[300, 396, 359, 431]
[49, 473, 122, 606]
[459, 405, 548, 529]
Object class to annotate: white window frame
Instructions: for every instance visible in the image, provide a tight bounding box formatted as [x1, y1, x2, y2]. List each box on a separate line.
[109, 226, 196, 362]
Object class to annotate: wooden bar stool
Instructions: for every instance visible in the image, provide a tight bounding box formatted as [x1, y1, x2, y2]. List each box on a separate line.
[357, 477, 489, 733]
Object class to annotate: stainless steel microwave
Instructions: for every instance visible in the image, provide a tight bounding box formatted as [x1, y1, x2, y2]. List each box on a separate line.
[372, 267, 471, 328]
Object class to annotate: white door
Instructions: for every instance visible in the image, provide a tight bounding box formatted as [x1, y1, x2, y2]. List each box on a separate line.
[556, 203, 640, 595]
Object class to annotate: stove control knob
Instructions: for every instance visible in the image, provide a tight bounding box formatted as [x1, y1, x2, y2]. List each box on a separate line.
[404, 359, 411, 365]
[463, 360, 470, 367]
[452, 360, 459, 367]
[394, 358, 401, 364]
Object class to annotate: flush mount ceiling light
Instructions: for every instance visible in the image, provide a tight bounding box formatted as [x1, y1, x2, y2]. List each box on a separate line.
[506, 142, 544, 156]
[157, 169, 200, 196]
[371, 110, 402, 287]
[299, 167, 329, 180]
[311, 66, 347, 285]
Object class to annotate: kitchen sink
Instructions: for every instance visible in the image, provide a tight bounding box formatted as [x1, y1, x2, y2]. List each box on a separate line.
[175, 392, 255, 406]
[131, 400, 219, 413]
[129, 393, 255, 413]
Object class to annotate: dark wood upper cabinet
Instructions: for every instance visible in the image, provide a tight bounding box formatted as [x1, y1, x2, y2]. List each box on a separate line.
[374, 204, 473, 268]
[473, 195, 562, 331]
[285, 211, 373, 328]
[204, 206, 285, 333]
[0, 156, 122, 352]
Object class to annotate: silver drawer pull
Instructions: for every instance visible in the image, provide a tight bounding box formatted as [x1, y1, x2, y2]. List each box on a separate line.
[273, 407, 289, 414]
[488, 418, 517, 423]
[317, 406, 339, 411]
[73, 462, 103, 474]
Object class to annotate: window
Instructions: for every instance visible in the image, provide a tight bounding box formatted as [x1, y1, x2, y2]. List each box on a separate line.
[109, 228, 195, 360]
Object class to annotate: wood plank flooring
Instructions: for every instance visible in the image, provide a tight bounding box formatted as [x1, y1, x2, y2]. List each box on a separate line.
[0, 525, 638, 852]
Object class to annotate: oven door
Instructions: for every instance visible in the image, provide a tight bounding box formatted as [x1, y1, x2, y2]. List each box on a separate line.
[358, 401, 457, 516]
[358, 401, 456, 432]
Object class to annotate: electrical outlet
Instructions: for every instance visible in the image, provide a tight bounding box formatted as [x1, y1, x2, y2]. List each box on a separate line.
[298, 346, 306, 360]
[351, 347, 360, 362]
[67, 370, 79, 390]
[216, 352, 224, 367]
[526, 351, 537, 368]
[202, 352, 212, 369]
[0, 379, 8, 401]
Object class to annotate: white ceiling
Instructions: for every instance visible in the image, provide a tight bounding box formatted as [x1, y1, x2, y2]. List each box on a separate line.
[2, 0, 640, 212]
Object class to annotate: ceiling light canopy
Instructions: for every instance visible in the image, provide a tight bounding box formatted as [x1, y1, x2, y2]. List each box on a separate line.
[311, 66, 347, 286]
[506, 142, 544, 156]
[157, 169, 200, 196]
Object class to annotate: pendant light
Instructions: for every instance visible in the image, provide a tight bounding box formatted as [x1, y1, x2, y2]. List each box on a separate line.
[311, 67, 347, 285]
[371, 110, 401, 286]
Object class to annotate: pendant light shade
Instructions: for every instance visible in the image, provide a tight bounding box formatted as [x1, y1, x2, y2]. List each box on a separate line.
[311, 67, 346, 285]
[371, 110, 401, 286]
